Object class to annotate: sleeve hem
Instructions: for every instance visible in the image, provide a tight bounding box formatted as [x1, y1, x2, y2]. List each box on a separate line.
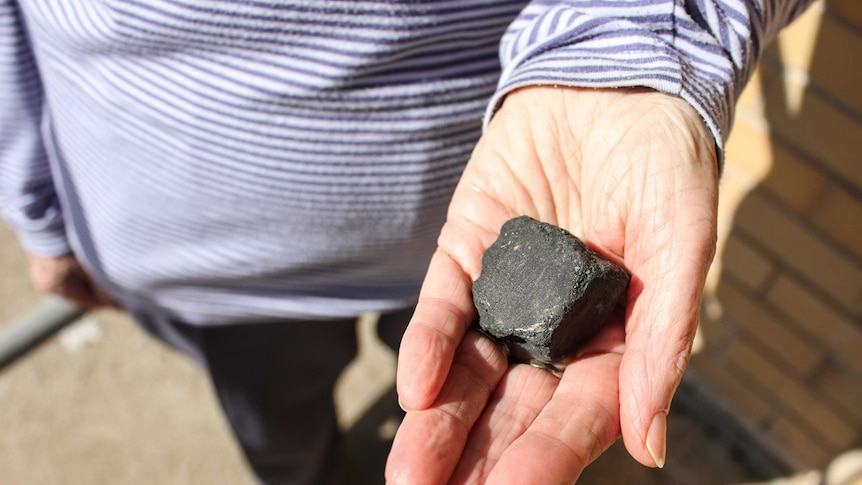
[15, 226, 72, 258]
[484, 43, 731, 171]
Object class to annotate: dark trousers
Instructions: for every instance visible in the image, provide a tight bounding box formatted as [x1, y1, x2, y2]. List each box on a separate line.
[131, 307, 413, 485]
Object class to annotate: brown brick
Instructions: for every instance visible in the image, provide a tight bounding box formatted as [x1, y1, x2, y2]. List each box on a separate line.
[711, 171, 757, 295]
[774, 3, 862, 116]
[720, 160, 759, 201]
[774, 4, 822, 76]
[714, 167, 761, 270]
[766, 275, 862, 375]
[764, 142, 829, 215]
[736, 67, 764, 115]
[727, 340, 858, 449]
[689, 356, 773, 424]
[720, 235, 776, 292]
[716, 168, 755, 234]
[736, 191, 862, 317]
[696, 298, 737, 351]
[718, 282, 823, 376]
[726, 114, 828, 215]
[827, 0, 862, 35]
[811, 184, 862, 260]
[810, 17, 862, 116]
[726, 118, 828, 214]
[769, 417, 835, 468]
[759, 63, 862, 194]
[725, 119, 773, 181]
[817, 363, 862, 427]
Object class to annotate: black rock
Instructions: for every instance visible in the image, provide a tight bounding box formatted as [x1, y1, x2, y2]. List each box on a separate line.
[472, 216, 630, 364]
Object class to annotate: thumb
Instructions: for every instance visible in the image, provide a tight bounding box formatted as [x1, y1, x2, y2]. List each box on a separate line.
[618, 270, 703, 468]
[618, 221, 716, 468]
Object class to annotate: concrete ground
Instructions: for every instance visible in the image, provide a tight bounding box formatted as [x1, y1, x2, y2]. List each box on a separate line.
[0, 220, 780, 484]
[0, 221, 399, 484]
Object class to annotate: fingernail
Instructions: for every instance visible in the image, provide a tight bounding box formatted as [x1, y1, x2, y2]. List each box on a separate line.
[646, 412, 667, 469]
[397, 394, 415, 412]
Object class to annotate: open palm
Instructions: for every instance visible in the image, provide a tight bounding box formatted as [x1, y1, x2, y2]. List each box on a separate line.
[386, 86, 719, 485]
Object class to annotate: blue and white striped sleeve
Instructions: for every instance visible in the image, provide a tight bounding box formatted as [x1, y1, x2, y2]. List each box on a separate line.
[486, 0, 816, 154]
[0, 2, 69, 257]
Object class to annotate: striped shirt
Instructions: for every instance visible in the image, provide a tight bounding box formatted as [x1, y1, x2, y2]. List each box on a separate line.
[1, 0, 812, 323]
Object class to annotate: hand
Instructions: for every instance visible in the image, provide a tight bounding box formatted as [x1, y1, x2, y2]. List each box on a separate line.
[28, 253, 116, 309]
[386, 86, 719, 484]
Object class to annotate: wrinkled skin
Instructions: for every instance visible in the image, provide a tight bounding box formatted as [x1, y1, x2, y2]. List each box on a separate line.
[387, 86, 719, 485]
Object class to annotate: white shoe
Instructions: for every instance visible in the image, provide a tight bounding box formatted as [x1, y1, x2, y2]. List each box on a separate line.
[825, 449, 862, 485]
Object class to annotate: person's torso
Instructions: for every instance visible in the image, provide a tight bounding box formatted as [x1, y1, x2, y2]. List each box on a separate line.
[19, 0, 527, 322]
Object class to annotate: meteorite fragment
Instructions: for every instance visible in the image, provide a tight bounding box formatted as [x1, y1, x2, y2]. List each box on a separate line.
[472, 216, 630, 364]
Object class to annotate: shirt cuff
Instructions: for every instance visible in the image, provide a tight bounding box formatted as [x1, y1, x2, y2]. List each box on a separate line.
[484, 6, 736, 162]
[4, 201, 71, 257]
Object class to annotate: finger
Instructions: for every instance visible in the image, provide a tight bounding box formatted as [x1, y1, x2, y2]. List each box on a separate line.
[617, 255, 706, 468]
[451, 313, 626, 484]
[396, 249, 478, 410]
[484, 353, 622, 485]
[54, 271, 115, 309]
[449, 364, 559, 484]
[386, 330, 508, 485]
[619, 201, 717, 468]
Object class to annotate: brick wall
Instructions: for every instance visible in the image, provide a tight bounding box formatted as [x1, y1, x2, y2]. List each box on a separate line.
[691, 0, 862, 469]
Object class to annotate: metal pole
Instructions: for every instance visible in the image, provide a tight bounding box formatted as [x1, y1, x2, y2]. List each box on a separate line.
[0, 298, 86, 372]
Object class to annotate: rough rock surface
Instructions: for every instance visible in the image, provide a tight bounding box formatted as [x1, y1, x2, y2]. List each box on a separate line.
[472, 216, 630, 364]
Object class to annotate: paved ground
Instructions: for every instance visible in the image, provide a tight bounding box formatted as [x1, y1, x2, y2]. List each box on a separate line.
[0, 220, 784, 484]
